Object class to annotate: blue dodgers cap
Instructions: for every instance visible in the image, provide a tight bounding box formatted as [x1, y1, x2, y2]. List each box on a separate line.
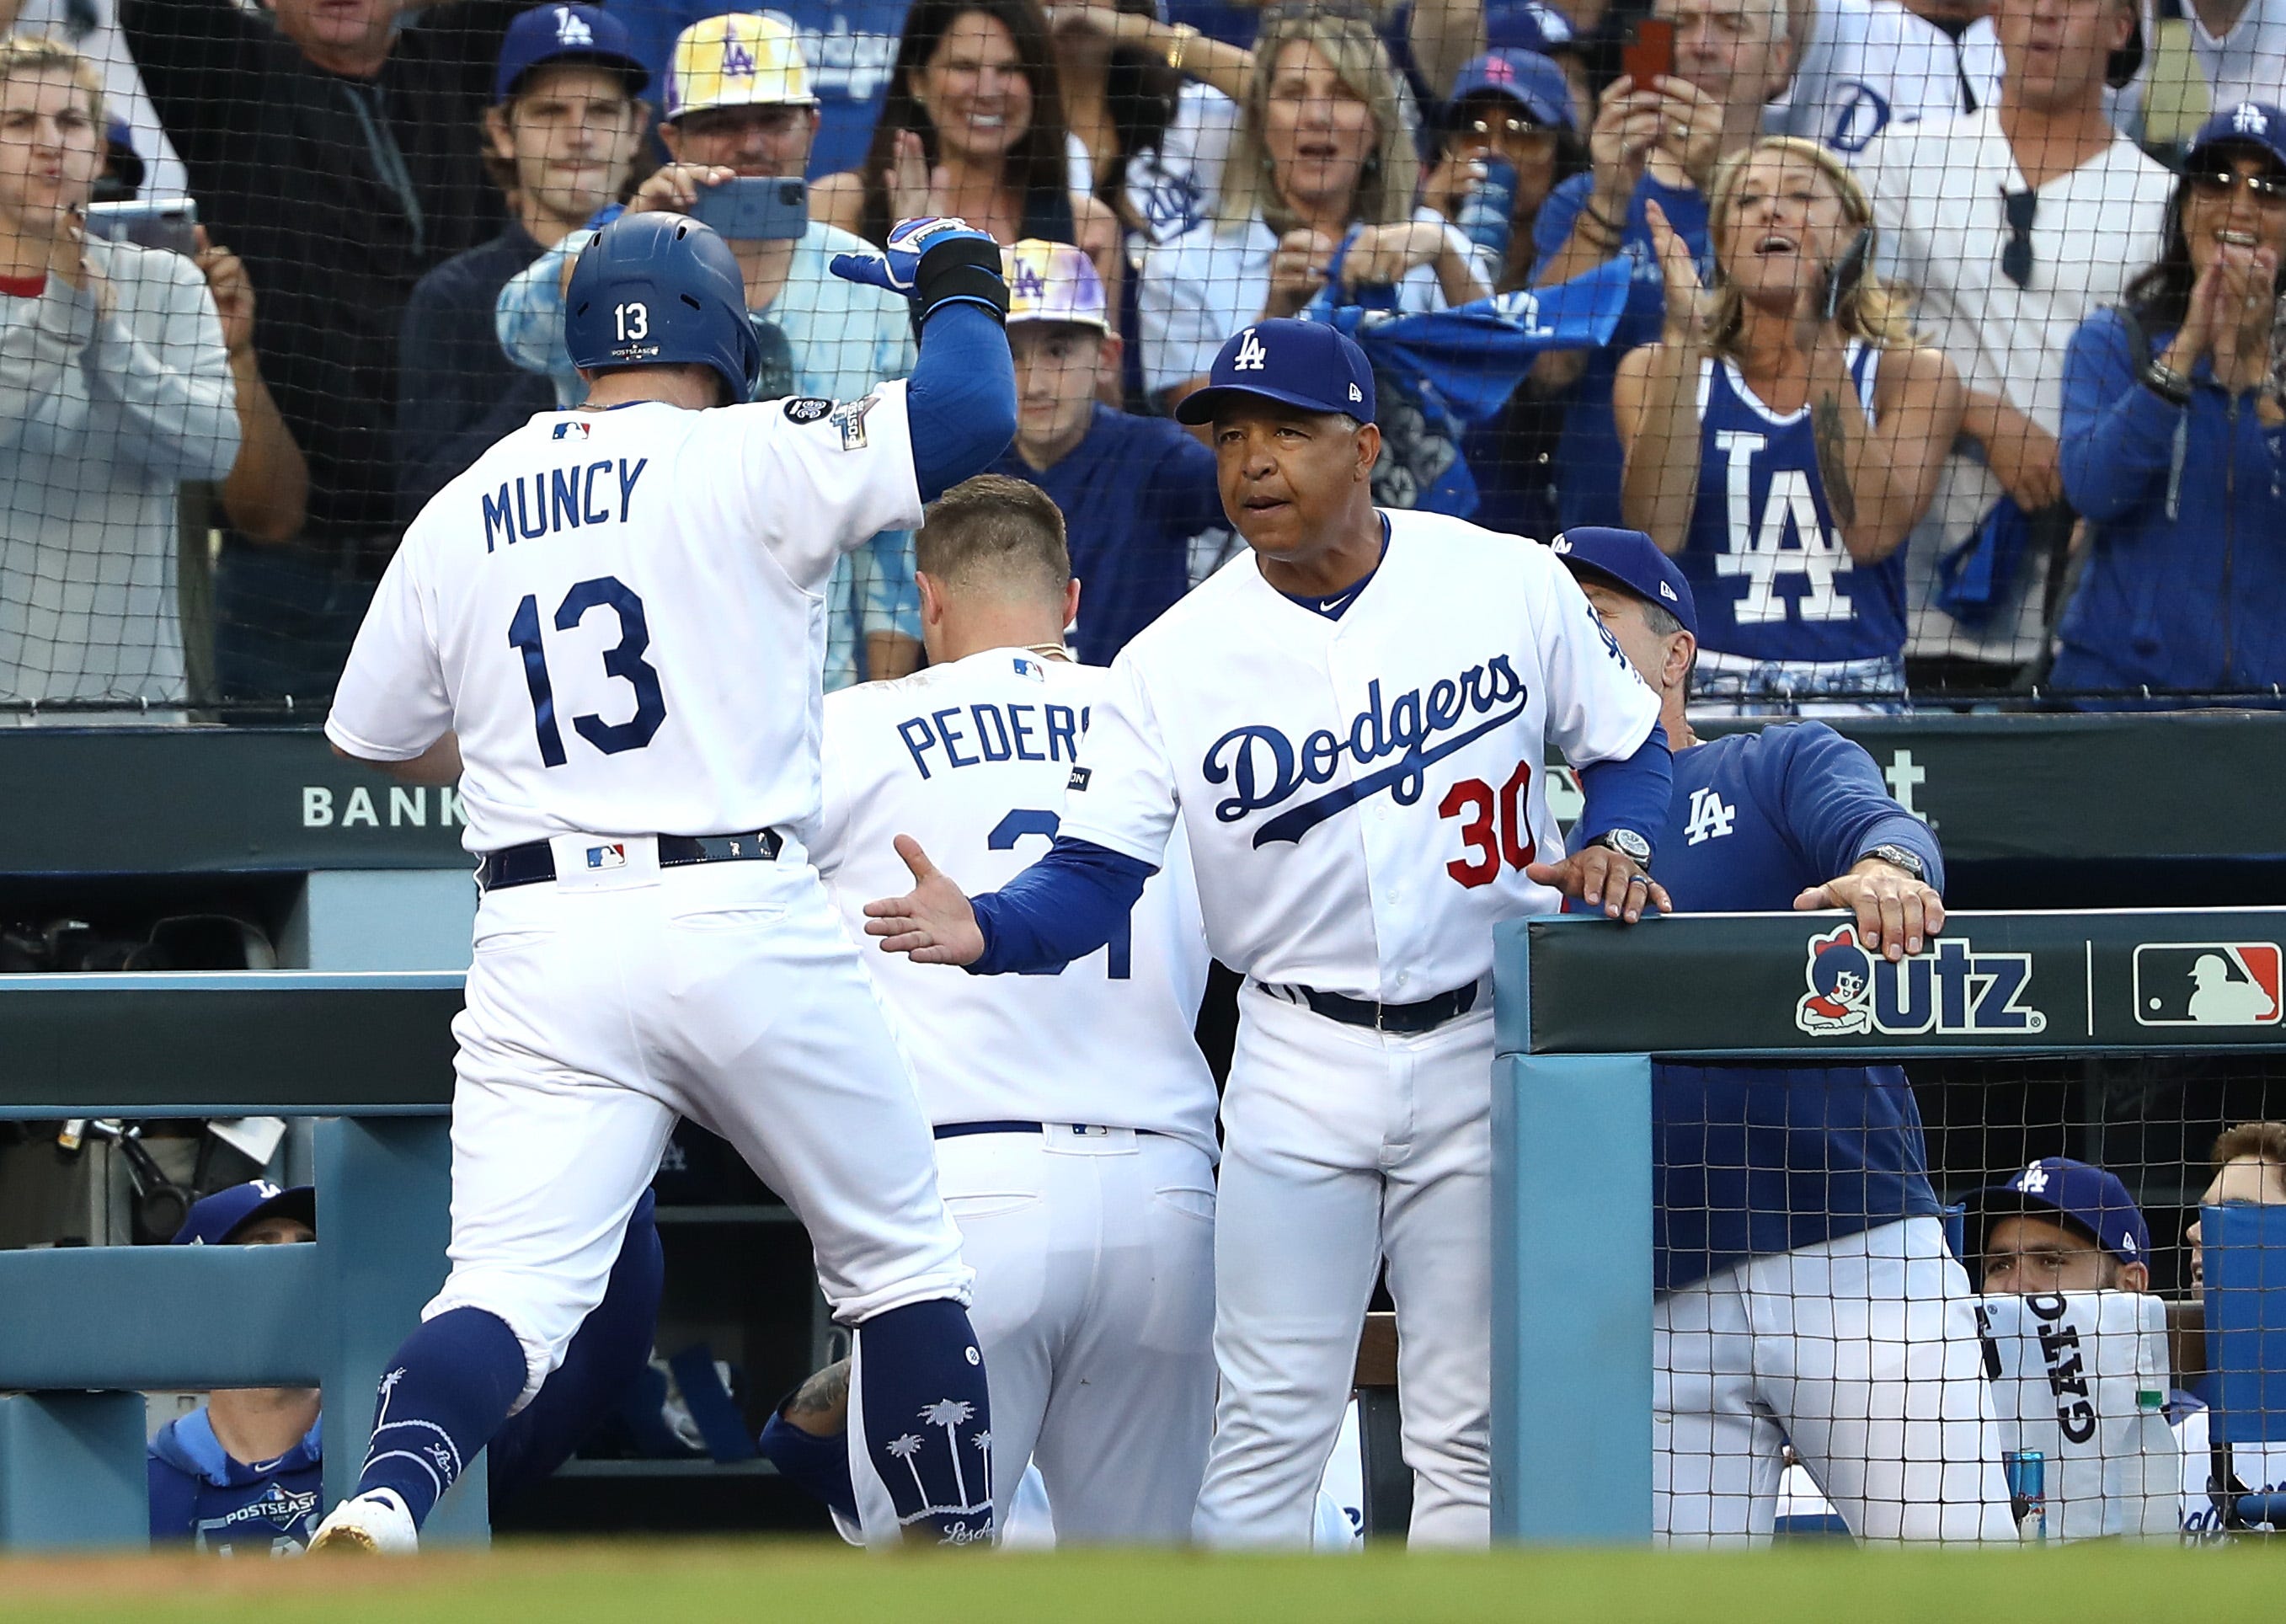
[1967, 1158, 2153, 1273]
[1550, 526, 1697, 638]
[1172, 319, 1376, 426]
[495, 3, 650, 103]
[2188, 101, 2286, 173]
[171, 1180, 317, 1247]
[1448, 49, 1573, 132]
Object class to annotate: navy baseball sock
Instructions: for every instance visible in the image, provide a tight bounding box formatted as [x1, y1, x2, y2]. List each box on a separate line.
[849, 1298, 993, 1545]
[355, 1306, 528, 1527]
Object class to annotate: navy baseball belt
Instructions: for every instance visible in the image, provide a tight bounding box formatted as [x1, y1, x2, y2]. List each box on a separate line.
[1252, 976, 1486, 1034]
[477, 830, 783, 891]
[933, 1120, 1167, 1141]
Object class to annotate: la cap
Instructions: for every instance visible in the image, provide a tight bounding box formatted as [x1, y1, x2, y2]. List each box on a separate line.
[1172, 318, 1376, 426]
[1552, 526, 1698, 638]
[171, 1180, 317, 1247]
[1002, 239, 1108, 331]
[666, 13, 818, 120]
[1965, 1157, 2154, 1275]
[2187, 101, 2286, 175]
[494, 3, 649, 104]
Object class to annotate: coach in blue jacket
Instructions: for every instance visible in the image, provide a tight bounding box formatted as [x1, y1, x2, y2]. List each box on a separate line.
[1553, 527, 2014, 1547]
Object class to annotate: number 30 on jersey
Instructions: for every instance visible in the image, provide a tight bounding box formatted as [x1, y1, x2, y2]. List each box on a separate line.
[1439, 761, 1535, 888]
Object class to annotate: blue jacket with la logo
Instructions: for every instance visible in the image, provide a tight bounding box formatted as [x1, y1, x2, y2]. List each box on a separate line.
[1650, 723, 1946, 1290]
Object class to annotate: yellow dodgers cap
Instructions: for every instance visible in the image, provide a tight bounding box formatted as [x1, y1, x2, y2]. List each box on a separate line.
[1001, 239, 1108, 330]
[666, 13, 817, 119]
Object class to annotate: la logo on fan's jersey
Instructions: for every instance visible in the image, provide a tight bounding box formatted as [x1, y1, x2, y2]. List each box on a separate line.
[1796, 925, 2045, 1037]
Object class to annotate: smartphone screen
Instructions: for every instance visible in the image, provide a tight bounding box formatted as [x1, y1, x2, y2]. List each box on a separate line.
[83, 197, 200, 258]
[688, 177, 809, 242]
[1621, 19, 1675, 86]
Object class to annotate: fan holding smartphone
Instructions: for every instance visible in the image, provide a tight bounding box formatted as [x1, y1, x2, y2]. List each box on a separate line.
[1608, 136, 1965, 716]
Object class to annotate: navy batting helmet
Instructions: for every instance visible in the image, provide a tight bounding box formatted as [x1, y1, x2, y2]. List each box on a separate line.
[564, 212, 761, 405]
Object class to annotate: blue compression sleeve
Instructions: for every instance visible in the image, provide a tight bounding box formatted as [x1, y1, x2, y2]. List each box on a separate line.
[906, 301, 1016, 503]
[969, 836, 1155, 975]
[1574, 723, 1672, 855]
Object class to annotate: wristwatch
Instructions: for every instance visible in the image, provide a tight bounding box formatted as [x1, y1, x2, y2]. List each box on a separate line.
[2140, 355, 2193, 407]
[1864, 842, 1927, 882]
[1589, 828, 1653, 869]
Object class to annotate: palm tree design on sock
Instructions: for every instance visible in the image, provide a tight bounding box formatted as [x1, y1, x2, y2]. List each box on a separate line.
[885, 1433, 928, 1507]
[921, 1399, 978, 1509]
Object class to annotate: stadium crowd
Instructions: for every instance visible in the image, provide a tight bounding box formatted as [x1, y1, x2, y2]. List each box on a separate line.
[0, 0, 2278, 713]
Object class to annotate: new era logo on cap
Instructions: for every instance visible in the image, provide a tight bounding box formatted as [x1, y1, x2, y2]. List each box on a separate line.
[1348, 382, 1362, 403]
[1658, 581, 1678, 601]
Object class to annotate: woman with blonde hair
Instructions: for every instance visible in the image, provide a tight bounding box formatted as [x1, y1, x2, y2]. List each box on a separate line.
[1613, 135, 1962, 714]
[1138, 3, 1488, 413]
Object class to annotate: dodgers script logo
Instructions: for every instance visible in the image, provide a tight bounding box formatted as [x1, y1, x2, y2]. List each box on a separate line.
[1204, 657, 1528, 847]
[1797, 924, 2046, 1036]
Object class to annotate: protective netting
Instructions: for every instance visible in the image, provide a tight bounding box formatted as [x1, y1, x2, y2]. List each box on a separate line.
[1650, 1049, 2286, 1545]
[0, 0, 2280, 718]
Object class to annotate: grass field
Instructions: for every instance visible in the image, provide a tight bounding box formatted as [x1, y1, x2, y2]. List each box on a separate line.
[2, 1540, 2278, 1623]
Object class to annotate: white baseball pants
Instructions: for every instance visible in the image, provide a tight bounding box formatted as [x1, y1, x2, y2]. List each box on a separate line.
[937, 1126, 1218, 1542]
[1654, 1215, 2016, 1544]
[1193, 984, 1493, 1547]
[425, 845, 970, 1408]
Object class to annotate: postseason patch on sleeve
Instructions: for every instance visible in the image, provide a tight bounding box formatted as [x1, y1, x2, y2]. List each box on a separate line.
[782, 398, 833, 424]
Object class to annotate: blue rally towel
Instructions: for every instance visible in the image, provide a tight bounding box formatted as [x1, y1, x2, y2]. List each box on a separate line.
[1933, 495, 2030, 632]
[1301, 251, 1633, 516]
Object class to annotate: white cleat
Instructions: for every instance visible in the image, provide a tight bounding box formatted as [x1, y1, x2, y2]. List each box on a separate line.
[308, 1488, 419, 1555]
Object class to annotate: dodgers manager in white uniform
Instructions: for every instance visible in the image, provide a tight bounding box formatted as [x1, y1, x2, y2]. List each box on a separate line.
[312, 211, 1016, 1552]
[811, 473, 1221, 1541]
[867, 318, 1675, 1546]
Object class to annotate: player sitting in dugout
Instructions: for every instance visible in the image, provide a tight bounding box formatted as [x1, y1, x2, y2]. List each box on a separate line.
[148, 1181, 664, 1553]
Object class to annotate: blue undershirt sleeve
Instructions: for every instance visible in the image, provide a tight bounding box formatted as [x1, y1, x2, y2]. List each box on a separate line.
[905, 302, 1017, 504]
[967, 836, 1156, 975]
[1574, 723, 1671, 857]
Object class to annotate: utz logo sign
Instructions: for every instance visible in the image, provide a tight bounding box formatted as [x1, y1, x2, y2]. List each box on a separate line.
[1796, 925, 2046, 1037]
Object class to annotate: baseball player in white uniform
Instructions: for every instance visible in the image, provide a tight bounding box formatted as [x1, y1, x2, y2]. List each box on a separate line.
[864, 318, 1676, 1547]
[810, 473, 1220, 1541]
[309, 209, 1017, 1552]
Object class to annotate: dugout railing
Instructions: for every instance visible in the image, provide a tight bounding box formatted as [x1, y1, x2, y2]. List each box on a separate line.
[1492, 907, 2286, 1544]
[0, 973, 472, 1551]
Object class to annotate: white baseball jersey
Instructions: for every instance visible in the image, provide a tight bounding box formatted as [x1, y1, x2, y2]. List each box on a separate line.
[813, 648, 1219, 1158]
[1058, 510, 1660, 1002]
[325, 388, 921, 851]
[1765, 0, 1968, 157]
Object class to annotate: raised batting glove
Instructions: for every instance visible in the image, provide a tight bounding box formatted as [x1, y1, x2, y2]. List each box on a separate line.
[830, 216, 1009, 324]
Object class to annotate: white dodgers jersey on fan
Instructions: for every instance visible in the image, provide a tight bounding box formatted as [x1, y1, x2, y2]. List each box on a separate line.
[325, 388, 921, 852]
[812, 649, 1219, 1157]
[1060, 511, 1660, 1002]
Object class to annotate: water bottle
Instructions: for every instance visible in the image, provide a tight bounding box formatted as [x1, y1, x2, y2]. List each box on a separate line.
[1455, 158, 1519, 272]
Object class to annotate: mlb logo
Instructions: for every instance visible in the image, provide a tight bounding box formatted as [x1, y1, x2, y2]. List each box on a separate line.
[553, 420, 590, 440]
[2133, 943, 2282, 1027]
[1012, 655, 1044, 681]
[586, 842, 628, 871]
